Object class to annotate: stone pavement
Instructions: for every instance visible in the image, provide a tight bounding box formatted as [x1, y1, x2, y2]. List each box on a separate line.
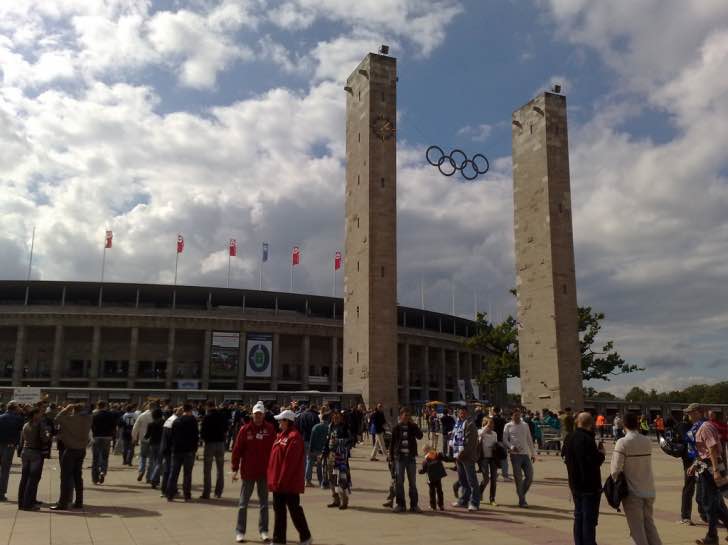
[0, 439, 718, 545]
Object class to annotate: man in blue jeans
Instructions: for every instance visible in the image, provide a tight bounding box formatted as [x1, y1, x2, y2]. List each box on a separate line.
[389, 407, 423, 513]
[562, 412, 606, 545]
[451, 406, 481, 511]
[91, 400, 117, 484]
[503, 408, 536, 507]
[0, 402, 24, 502]
[166, 404, 198, 502]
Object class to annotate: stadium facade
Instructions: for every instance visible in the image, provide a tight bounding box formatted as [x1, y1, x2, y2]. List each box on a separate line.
[0, 281, 504, 406]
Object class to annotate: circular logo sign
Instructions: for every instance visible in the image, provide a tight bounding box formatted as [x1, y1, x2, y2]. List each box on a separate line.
[248, 344, 270, 373]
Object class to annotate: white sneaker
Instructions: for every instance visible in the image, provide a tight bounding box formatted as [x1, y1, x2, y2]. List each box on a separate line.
[235, 532, 245, 543]
[260, 531, 271, 543]
[468, 504, 478, 512]
[299, 538, 313, 545]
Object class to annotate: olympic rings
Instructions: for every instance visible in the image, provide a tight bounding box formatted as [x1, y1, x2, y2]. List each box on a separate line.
[425, 145, 490, 181]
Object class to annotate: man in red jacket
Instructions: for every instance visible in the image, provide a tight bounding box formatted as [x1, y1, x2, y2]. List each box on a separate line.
[232, 402, 275, 544]
[268, 409, 312, 545]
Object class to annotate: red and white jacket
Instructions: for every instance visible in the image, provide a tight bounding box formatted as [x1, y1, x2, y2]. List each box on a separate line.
[267, 427, 305, 494]
[231, 421, 275, 481]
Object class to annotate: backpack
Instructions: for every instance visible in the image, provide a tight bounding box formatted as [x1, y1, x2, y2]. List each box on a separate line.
[603, 473, 628, 512]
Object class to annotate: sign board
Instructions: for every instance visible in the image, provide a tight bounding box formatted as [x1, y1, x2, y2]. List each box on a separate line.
[470, 379, 480, 401]
[211, 331, 240, 378]
[13, 387, 42, 404]
[177, 380, 200, 390]
[67, 391, 90, 400]
[245, 333, 273, 378]
[457, 379, 466, 400]
[308, 376, 329, 386]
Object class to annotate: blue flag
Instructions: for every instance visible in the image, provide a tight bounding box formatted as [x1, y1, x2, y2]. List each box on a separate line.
[262, 242, 269, 262]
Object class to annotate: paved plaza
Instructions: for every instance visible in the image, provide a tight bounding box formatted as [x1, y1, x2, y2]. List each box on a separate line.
[0, 440, 712, 545]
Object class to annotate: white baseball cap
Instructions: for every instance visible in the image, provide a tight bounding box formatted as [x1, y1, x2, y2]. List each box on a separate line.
[252, 402, 265, 414]
[274, 409, 296, 422]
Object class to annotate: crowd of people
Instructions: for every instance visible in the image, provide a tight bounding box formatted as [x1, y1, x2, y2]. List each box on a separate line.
[0, 396, 726, 545]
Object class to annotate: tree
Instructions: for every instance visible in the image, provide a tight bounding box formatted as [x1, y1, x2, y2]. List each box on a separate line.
[467, 293, 642, 386]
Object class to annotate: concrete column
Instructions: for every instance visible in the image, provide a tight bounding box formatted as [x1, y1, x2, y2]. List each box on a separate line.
[422, 344, 430, 402]
[51, 325, 63, 387]
[201, 329, 211, 389]
[455, 351, 461, 400]
[89, 326, 101, 387]
[402, 342, 410, 406]
[330, 336, 338, 391]
[12, 325, 26, 386]
[128, 327, 139, 388]
[467, 353, 473, 398]
[271, 332, 280, 390]
[439, 347, 447, 402]
[165, 327, 175, 389]
[236, 328, 246, 391]
[301, 335, 310, 389]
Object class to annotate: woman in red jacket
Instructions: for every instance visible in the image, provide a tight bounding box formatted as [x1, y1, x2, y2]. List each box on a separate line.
[268, 410, 312, 545]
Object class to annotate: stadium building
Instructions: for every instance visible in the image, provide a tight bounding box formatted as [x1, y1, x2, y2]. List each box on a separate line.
[0, 280, 504, 406]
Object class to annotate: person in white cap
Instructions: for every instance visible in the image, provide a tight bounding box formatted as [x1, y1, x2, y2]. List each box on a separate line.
[268, 409, 312, 545]
[232, 402, 275, 543]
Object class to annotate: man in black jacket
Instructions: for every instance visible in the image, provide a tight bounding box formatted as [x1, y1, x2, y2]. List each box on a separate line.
[91, 400, 117, 484]
[389, 407, 424, 513]
[200, 400, 228, 499]
[370, 404, 387, 461]
[0, 402, 24, 502]
[562, 412, 605, 545]
[166, 403, 199, 501]
[296, 404, 320, 486]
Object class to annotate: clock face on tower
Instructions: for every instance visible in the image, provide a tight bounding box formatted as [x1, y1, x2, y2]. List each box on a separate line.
[372, 115, 396, 141]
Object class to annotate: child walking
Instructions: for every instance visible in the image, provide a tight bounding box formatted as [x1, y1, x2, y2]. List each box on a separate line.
[419, 444, 447, 511]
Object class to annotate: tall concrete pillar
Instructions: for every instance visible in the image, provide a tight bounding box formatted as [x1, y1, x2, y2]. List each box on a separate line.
[51, 325, 63, 387]
[343, 52, 398, 420]
[402, 343, 410, 406]
[237, 327, 246, 391]
[201, 329, 211, 389]
[439, 348, 447, 402]
[301, 335, 310, 389]
[512, 91, 583, 410]
[422, 345, 430, 402]
[128, 327, 139, 389]
[165, 327, 175, 389]
[12, 325, 26, 386]
[271, 332, 280, 390]
[455, 351, 461, 400]
[330, 336, 339, 391]
[467, 353, 473, 384]
[89, 326, 101, 387]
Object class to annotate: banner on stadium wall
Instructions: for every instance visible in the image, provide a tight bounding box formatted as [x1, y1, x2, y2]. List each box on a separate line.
[245, 333, 273, 378]
[210, 331, 240, 378]
[457, 379, 466, 400]
[470, 379, 480, 401]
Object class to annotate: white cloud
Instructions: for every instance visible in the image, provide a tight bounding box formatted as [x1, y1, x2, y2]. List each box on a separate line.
[457, 123, 492, 142]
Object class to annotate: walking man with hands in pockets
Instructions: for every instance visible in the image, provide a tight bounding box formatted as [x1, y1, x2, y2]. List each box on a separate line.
[503, 408, 536, 508]
[231, 402, 275, 544]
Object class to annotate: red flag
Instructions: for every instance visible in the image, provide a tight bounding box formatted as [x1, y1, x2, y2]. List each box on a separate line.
[292, 246, 300, 266]
[229, 238, 237, 257]
[334, 250, 342, 270]
[105, 230, 113, 249]
[177, 234, 184, 253]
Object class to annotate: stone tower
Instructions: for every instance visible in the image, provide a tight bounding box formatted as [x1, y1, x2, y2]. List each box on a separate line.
[511, 91, 583, 411]
[343, 53, 398, 419]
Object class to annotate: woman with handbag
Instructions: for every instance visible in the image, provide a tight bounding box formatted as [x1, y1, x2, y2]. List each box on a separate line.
[478, 417, 500, 506]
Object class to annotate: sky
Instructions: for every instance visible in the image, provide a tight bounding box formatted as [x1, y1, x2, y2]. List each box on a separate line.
[1, 0, 727, 397]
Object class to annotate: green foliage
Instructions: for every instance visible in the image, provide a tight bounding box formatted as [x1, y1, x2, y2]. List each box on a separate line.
[467, 294, 643, 386]
[624, 382, 728, 404]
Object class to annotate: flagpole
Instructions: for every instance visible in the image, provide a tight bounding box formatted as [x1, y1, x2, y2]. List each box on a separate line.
[474, 291, 478, 320]
[290, 262, 293, 292]
[101, 246, 107, 283]
[451, 281, 455, 315]
[332, 264, 335, 297]
[259, 262, 262, 290]
[174, 249, 179, 286]
[26, 226, 35, 281]
[227, 253, 231, 288]
[420, 275, 424, 310]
